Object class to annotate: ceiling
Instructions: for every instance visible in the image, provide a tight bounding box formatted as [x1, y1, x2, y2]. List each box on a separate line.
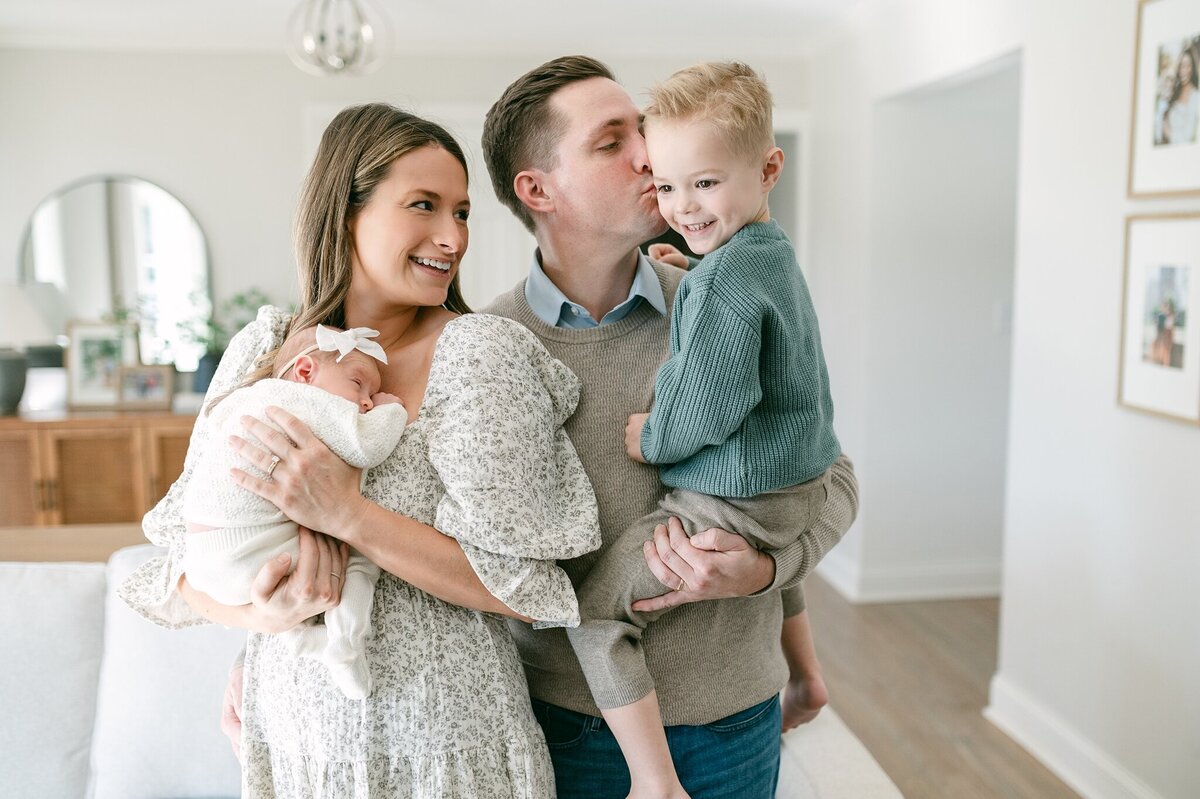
[0, 0, 859, 59]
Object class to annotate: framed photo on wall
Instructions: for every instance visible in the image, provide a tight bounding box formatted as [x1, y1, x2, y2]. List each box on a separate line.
[66, 321, 141, 409]
[116, 365, 174, 411]
[1128, 0, 1200, 197]
[1119, 214, 1200, 423]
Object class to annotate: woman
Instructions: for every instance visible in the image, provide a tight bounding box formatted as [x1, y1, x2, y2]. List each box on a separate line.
[1158, 47, 1199, 146]
[122, 104, 600, 797]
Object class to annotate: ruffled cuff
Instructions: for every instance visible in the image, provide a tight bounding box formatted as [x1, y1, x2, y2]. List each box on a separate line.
[459, 543, 581, 629]
[118, 553, 209, 630]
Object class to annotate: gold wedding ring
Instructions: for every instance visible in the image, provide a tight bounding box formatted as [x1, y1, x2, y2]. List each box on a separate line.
[675, 577, 687, 592]
[330, 572, 342, 581]
[265, 455, 281, 479]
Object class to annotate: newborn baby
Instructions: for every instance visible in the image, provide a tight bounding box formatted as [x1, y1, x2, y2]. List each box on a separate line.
[181, 324, 407, 699]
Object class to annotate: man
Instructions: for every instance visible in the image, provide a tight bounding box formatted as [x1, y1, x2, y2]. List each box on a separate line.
[480, 55, 858, 798]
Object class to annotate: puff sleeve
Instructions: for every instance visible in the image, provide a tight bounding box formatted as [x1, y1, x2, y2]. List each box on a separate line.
[118, 306, 292, 628]
[424, 315, 601, 629]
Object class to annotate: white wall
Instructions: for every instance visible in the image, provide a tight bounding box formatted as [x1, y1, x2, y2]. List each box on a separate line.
[805, 1, 1200, 797]
[0, 47, 808, 347]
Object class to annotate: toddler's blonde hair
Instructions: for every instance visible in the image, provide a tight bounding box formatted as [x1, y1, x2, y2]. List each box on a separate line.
[644, 61, 775, 162]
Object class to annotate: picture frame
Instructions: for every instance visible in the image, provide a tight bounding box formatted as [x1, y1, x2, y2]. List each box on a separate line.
[66, 320, 141, 409]
[116, 365, 175, 411]
[1118, 213, 1200, 423]
[1128, 0, 1200, 197]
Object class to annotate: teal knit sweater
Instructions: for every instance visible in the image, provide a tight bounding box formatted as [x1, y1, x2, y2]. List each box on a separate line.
[640, 220, 839, 497]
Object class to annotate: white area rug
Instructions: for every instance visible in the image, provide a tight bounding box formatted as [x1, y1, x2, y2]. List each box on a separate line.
[778, 708, 903, 798]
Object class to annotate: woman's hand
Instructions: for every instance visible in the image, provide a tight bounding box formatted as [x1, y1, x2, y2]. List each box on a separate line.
[228, 406, 373, 536]
[248, 527, 349, 633]
[220, 661, 244, 762]
[178, 527, 348, 634]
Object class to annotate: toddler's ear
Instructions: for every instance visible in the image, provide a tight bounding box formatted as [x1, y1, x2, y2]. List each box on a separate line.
[292, 355, 317, 384]
[761, 147, 785, 191]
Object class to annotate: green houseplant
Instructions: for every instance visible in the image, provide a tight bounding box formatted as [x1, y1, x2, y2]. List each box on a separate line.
[185, 288, 272, 393]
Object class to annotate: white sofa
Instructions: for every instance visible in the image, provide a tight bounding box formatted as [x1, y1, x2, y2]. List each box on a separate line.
[0, 545, 245, 799]
[0, 546, 903, 799]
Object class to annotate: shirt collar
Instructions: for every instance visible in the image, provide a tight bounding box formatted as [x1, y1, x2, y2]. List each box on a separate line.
[524, 249, 668, 328]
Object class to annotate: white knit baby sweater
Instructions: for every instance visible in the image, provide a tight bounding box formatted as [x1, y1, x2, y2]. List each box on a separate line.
[182, 379, 407, 528]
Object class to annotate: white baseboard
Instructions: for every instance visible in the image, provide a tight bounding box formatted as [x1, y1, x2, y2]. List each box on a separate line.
[816, 554, 1001, 603]
[985, 673, 1164, 799]
[814, 547, 861, 601]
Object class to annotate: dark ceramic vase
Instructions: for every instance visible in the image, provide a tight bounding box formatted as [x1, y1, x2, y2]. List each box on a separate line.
[193, 350, 223, 395]
[0, 349, 28, 414]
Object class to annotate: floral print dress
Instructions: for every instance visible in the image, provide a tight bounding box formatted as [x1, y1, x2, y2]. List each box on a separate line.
[121, 308, 601, 798]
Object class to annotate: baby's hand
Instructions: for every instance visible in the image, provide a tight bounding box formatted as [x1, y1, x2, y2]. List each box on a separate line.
[625, 413, 650, 463]
[371, 392, 403, 407]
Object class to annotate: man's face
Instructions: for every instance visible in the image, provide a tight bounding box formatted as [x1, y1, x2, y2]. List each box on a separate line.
[540, 77, 667, 246]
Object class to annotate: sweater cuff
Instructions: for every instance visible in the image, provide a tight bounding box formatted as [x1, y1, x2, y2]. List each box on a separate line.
[639, 419, 654, 463]
[781, 584, 807, 617]
[750, 544, 805, 597]
[567, 623, 656, 711]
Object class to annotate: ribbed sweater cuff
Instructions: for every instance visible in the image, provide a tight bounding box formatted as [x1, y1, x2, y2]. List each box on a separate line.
[590, 667, 656, 711]
[753, 543, 805, 597]
[781, 585, 807, 617]
[567, 625, 657, 711]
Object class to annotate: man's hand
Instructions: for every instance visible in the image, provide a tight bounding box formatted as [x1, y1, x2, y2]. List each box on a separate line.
[647, 243, 691, 270]
[631, 517, 776, 613]
[220, 662, 244, 762]
[625, 413, 650, 463]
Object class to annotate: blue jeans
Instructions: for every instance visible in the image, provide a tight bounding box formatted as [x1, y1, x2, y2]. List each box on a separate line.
[531, 695, 782, 799]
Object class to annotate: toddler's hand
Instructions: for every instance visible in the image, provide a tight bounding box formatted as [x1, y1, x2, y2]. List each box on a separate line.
[371, 392, 403, 407]
[625, 413, 650, 463]
[647, 243, 691, 270]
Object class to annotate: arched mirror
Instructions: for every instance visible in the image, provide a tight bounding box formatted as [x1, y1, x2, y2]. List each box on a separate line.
[18, 176, 212, 371]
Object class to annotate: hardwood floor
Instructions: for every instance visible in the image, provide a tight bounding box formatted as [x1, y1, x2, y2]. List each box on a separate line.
[805, 575, 1079, 799]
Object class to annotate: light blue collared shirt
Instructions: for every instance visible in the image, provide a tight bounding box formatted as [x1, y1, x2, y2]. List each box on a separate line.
[524, 250, 668, 328]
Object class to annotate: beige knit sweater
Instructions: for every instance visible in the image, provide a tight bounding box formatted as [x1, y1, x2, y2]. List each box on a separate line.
[486, 260, 858, 726]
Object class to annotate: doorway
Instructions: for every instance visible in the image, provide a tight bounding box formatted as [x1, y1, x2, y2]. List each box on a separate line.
[858, 53, 1022, 600]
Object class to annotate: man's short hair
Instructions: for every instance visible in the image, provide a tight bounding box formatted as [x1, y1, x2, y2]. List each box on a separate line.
[644, 61, 775, 161]
[482, 55, 616, 233]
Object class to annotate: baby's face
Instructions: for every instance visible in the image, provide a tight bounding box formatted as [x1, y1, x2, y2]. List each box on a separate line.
[309, 353, 383, 413]
[646, 117, 770, 255]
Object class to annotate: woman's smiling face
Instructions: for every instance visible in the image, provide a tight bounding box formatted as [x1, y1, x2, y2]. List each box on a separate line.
[347, 144, 470, 309]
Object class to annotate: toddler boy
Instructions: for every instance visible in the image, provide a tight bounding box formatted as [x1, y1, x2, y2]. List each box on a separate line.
[567, 62, 840, 797]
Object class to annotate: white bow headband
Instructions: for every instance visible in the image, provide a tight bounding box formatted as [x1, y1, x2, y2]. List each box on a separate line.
[275, 325, 388, 378]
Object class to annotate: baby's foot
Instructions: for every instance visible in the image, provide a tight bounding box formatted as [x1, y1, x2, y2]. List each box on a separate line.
[327, 657, 373, 701]
[281, 624, 328, 658]
[781, 671, 828, 730]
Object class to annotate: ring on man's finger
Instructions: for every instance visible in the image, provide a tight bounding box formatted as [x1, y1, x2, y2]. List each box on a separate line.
[265, 455, 281, 480]
[675, 577, 687, 592]
[330, 572, 342, 582]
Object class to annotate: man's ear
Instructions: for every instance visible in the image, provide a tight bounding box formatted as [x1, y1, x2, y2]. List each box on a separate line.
[760, 147, 785, 191]
[292, 355, 316, 385]
[514, 169, 555, 216]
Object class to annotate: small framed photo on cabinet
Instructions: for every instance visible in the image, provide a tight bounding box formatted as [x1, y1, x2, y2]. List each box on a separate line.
[66, 321, 141, 409]
[116, 365, 175, 411]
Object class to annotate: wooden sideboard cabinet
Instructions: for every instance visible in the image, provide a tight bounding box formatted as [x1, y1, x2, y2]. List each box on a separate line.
[0, 411, 196, 527]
